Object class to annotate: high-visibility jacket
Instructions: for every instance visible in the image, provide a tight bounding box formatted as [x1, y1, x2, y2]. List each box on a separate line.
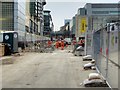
[61, 41, 64, 46]
[48, 40, 52, 47]
[61, 41, 64, 50]
[55, 41, 59, 48]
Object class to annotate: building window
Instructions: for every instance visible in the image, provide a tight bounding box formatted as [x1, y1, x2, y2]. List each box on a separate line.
[92, 11, 109, 14]
[92, 4, 118, 8]
[109, 11, 120, 14]
[2, 2, 14, 31]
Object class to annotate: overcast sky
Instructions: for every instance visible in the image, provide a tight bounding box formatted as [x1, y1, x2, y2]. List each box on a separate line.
[44, 0, 119, 31]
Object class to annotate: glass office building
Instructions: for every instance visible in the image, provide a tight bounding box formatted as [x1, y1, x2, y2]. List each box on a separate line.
[43, 10, 54, 37]
[25, 0, 46, 45]
[1, 0, 47, 49]
[14, 1, 26, 42]
[2, 2, 14, 31]
[1, 0, 26, 42]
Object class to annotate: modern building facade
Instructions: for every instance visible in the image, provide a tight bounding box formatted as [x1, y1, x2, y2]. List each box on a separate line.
[43, 10, 54, 37]
[29, 0, 46, 35]
[1, 0, 26, 43]
[0, 0, 46, 49]
[25, 0, 46, 46]
[70, 16, 76, 38]
[75, 3, 119, 55]
[64, 20, 70, 37]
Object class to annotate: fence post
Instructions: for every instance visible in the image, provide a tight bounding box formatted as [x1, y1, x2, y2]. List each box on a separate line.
[106, 24, 110, 79]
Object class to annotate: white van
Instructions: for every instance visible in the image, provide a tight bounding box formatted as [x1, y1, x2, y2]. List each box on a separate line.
[64, 38, 71, 45]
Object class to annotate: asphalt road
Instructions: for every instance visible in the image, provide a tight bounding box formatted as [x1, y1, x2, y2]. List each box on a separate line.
[1, 48, 95, 88]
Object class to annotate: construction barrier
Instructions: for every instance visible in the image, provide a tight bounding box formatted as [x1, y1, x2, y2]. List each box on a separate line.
[92, 22, 120, 88]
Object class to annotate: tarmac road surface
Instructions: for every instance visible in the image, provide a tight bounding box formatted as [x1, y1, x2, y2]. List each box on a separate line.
[1, 48, 95, 88]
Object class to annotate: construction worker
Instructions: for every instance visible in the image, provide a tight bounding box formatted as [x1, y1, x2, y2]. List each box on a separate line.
[55, 40, 59, 49]
[47, 40, 52, 48]
[58, 40, 61, 47]
[61, 40, 64, 50]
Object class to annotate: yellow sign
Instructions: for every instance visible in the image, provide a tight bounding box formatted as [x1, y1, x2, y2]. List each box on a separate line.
[80, 17, 86, 33]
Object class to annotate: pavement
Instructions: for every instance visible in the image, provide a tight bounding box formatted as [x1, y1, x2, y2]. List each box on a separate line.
[0, 56, 14, 65]
[1, 46, 96, 88]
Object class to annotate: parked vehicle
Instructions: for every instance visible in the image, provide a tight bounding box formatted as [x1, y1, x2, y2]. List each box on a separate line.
[64, 38, 72, 45]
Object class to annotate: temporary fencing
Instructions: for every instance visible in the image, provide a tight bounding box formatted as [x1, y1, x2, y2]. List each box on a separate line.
[92, 22, 120, 88]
